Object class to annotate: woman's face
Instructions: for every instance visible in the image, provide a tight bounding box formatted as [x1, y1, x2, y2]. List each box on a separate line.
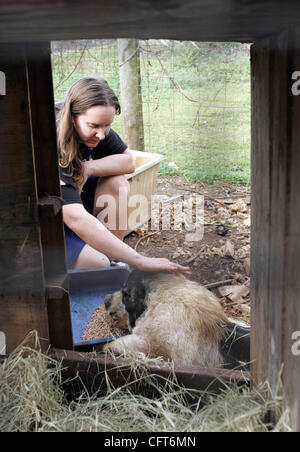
[73, 105, 116, 148]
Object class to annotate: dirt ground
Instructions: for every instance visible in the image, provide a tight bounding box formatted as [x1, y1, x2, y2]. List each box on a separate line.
[124, 177, 251, 325]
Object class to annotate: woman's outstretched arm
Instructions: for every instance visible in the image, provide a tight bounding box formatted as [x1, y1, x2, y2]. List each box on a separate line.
[63, 203, 191, 277]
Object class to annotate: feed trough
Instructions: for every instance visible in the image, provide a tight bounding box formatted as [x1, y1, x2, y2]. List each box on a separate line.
[68, 267, 130, 349]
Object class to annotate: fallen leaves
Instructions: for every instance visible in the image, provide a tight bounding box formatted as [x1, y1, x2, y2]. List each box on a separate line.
[224, 240, 235, 258]
[235, 245, 250, 260]
[244, 258, 250, 276]
[218, 279, 251, 322]
[211, 240, 235, 258]
[218, 282, 250, 303]
[211, 240, 250, 262]
[229, 200, 248, 213]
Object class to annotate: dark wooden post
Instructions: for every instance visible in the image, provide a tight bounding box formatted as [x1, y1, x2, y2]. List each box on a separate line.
[251, 28, 300, 431]
[25, 42, 73, 350]
[0, 43, 49, 354]
[0, 42, 73, 354]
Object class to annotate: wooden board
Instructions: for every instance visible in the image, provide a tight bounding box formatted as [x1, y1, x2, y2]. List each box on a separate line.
[25, 42, 73, 350]
[251, 28, 300, 431]
[0, 43, 50, 354]
[1, 1, 300, 43]
[0, 42, 74, 354]
[52, 348, 251, 399]
[283, 27, 300, 432]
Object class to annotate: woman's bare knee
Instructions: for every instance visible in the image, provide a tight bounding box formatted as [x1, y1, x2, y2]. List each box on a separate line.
[94, 175, 130, 212]
[100, 175, 130, 195]
[93, 176, 130, 232]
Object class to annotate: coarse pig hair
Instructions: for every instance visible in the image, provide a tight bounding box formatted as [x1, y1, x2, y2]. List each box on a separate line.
[103, 270, 250, 370]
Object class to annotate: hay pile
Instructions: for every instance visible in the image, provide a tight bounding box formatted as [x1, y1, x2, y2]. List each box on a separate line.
[0, 332, 292, 432]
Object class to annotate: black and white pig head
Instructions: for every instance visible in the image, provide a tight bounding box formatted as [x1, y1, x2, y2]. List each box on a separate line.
[121, 270, 152, 331]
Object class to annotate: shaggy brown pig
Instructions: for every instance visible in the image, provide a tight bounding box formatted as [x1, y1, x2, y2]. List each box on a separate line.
[104, 270, 250, 370]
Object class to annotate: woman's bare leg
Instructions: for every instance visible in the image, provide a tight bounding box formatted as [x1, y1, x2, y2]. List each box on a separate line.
[73, 244, 110, 270]
[93, 175, 130, 241]
[73, 175, 130, 269]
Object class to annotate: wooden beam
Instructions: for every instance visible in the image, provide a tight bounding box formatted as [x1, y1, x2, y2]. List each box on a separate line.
[284, 27, 300, 432]
[52, 348, 251, 399]
[25, 42, 74, 350]
[251, 28, 300, 431]
[0, 42, 74, 354]
[1, 1, 300, 43]
[26, 42, 67, 279]
[0, 43, 49, 354]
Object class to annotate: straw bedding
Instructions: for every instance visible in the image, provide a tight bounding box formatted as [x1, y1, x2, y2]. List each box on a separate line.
[0, 332, 292, 432]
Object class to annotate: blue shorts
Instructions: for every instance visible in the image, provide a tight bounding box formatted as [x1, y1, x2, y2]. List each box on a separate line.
[65, 176, 99, 269]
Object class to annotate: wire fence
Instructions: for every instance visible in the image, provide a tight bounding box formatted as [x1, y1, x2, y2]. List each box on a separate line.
[51, 39, 251, 184]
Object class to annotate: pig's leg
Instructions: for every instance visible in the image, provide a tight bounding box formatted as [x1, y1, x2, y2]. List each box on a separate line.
[104, 333, 149, 357]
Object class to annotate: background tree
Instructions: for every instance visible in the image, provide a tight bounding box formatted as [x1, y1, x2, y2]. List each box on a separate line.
[118, 39, 145, 152]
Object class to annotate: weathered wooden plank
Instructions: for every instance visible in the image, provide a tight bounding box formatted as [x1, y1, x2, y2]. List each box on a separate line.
[0, 43, 49, 354]
[251, 28, 300, 431]
[51, 348, 251, 399]
[267, 31, 290, 394]
[251, 37, 272, 384]
[0, 0, 300, 43]
[26, 42, 67, 279]
[283, 27, 300, 432]
[25, 41, 74, 350]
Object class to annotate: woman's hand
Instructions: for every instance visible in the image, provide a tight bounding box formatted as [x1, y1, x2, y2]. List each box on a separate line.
[135, 256, 192, 277]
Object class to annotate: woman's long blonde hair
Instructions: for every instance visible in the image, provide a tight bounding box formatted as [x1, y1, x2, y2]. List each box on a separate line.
[57, 77, 121, 191]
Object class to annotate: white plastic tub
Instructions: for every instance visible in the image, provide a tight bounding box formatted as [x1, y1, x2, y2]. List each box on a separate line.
[125, 150, 164, 235]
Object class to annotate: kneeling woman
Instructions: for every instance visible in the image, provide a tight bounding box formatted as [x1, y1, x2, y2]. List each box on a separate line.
[57, 77, 190, 276]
